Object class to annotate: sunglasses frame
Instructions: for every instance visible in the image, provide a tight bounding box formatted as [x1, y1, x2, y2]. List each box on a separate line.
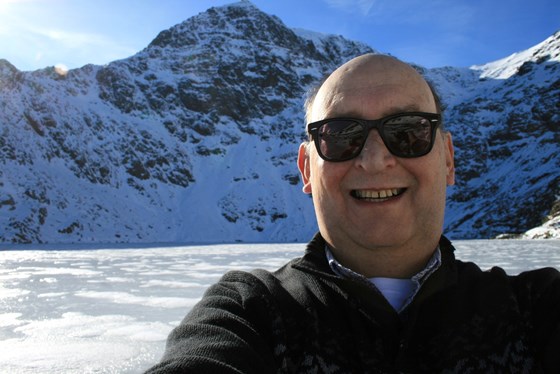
[307, 112, 441, 162]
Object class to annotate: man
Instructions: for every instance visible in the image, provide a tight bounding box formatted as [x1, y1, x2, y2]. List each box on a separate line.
[146, 54, 560, 373]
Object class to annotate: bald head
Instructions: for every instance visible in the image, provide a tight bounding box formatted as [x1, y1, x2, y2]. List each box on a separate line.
[305, 54, 440, 126]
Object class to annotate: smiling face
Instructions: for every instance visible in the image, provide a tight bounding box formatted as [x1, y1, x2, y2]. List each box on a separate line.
[298, 54, 455, 277]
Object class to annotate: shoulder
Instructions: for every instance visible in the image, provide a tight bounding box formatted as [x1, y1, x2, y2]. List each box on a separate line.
[453, 258, 560, 289]
[452, 259, 560, 313]
[218, 254, 328, 296]
[209, 250, 340, 317]
[511, 267, 560, 303]
[216, 233, 329, 291]
[218, 256, 307, 287]
[514, 266, 560, 285]
[202, 257, 313, 306]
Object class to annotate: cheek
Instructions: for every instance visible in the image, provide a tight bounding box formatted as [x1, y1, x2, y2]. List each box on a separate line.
[428, 135, 452, 177]
[311, 159, 348, 191]
[424, 146, 452, 202]
[309, 158, 350, 208]
[407, 143, 449, 200]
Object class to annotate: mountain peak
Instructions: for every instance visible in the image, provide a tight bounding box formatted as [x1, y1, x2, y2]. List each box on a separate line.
[147, 0, 289, 50]
[220, 0, 257, 9]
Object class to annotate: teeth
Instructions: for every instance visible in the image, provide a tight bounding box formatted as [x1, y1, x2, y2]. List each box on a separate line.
[354, 188, 402, 200]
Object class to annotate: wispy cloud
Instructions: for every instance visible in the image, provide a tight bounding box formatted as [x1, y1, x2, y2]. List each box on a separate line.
[31, 28, 138, 67]
[323, 0, 376, 16]
[322, 0, 475, 30]
[29, 26, 125, 51]
[0, 10, 136, 69]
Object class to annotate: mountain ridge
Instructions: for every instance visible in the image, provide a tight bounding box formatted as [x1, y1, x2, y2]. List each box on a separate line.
[0, 2, 558, 244]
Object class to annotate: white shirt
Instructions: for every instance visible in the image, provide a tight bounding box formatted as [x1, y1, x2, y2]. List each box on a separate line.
[369, 277, 416, 311]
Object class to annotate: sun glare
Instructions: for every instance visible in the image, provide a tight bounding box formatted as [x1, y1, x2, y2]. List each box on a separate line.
[54, 63, 68, 76]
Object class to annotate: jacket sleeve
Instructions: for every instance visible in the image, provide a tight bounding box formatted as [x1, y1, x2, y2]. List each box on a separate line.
[144, 271, 280, 374]
[516, 267, 560, 372]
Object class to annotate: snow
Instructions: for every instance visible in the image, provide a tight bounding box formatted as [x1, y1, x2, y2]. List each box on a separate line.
[1, 240, 559, 373]
[1, 2, 558, 244]
[471, 31, 560, 79]
[523, 214, 560, 239]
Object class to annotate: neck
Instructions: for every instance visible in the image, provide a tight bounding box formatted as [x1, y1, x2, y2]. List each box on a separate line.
[326, 238, 439, 278]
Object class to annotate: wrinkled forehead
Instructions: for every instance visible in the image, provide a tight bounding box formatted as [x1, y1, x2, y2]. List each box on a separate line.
[312, 55, 435, 120]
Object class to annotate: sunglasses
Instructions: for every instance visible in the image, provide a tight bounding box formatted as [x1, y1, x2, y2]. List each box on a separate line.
[307, 112, 441, 162]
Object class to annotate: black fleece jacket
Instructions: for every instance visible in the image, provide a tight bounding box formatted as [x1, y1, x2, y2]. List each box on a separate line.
[146, 234, 560, 373]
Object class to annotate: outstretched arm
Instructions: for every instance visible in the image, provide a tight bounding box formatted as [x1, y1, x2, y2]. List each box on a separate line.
[145, 272, 281, 374]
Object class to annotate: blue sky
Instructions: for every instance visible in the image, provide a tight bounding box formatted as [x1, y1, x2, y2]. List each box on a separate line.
[0, 0, 558, 71]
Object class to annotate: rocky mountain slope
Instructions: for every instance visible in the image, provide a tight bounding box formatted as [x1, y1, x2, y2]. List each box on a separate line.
[427, 31, 560, 239]
[0, 1, 558, 244]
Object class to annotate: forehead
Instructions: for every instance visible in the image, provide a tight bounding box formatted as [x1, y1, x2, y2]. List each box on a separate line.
[312, 56, 435, 121]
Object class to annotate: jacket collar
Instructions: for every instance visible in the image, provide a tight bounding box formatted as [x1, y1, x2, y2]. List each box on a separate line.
[292, 232, 459, 304]
[297, 232, 456, 270]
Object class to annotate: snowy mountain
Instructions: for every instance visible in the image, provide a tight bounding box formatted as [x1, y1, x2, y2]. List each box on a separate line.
[428, 31, 560, 239]
[0, 1, 558, 244]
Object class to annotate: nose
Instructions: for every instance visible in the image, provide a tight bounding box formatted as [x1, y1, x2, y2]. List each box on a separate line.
[353, 130, 397, 170]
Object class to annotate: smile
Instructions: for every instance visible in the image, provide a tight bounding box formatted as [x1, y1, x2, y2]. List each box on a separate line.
[351, 188, 405, 201]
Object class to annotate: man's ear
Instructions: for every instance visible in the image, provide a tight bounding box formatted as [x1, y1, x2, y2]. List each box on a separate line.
[444, 132, 455, 186]
[298, 143, 312, 194]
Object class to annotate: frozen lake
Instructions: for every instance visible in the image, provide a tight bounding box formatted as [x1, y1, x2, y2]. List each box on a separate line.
[1, 240, 559, 373]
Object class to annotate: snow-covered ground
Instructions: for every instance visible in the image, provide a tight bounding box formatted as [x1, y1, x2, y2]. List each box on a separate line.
[1, 240, 559, 373]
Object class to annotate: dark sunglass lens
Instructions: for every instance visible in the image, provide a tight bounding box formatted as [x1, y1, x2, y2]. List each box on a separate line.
[383, 115, 433, 157]
[319, 120, 365, 160]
